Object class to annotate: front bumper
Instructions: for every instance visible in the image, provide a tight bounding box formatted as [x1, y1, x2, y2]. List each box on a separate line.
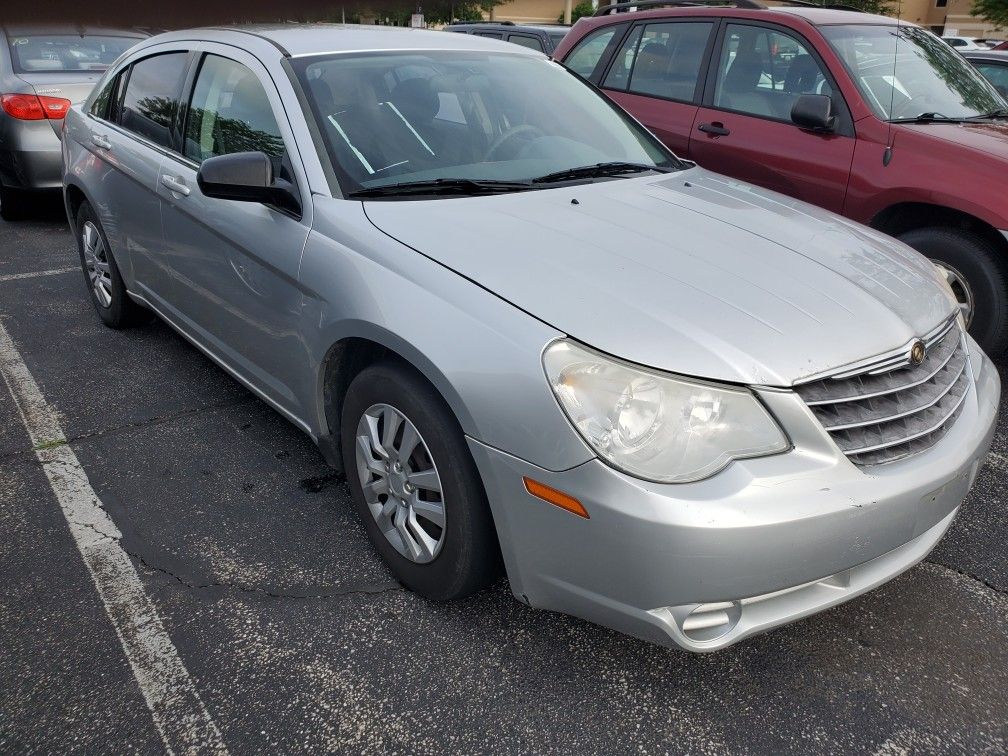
[469, 343, 1000, 652]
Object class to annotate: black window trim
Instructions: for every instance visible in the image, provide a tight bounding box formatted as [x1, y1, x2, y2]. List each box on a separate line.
[598, 17, 720, 107]
[701, 18, 855, 138]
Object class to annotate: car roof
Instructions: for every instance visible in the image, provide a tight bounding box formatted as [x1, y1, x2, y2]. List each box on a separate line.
[1, 24, 150, 38]
[962, 49, 1008, 60]
[585, 5, 899, 28]
[153, 24, 546, 58]
[447, 23, 569, 32]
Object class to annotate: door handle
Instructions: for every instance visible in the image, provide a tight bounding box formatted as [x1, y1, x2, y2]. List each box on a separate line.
[91, 134, 112, 150]
[698, 122, 731, 137]
[161, 174, 191, 196]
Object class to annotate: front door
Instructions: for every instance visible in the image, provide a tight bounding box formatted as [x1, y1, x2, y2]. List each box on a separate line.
[156, 48, 312, 418]
[688, 22, 855, 214]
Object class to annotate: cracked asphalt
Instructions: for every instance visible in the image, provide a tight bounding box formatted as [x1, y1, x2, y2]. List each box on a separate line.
[1, 196, 1006, 755]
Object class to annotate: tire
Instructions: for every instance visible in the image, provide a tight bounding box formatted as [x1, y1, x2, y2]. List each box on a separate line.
[898, 226, 1008, 356]
[0, 185, 29, 221]
[75, 201, 147, 329]
[340, 362, 501, 600]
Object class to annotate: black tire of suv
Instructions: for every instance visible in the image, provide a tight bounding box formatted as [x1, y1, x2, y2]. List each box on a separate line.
[0, 185, 29, 221]
[898, 226, 1008, 356]
[340, 361, 502, 601]
[75, 201, 148, 329]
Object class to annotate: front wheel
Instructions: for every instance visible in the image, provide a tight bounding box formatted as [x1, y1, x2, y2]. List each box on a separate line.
[898, 226, 1008, 356]
[340, 362, 501, 600]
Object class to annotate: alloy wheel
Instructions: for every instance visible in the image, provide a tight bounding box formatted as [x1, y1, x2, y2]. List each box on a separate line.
[82, 221, 113, 309]
[355, 403, 446, 564]
[931, 259, 974, 328]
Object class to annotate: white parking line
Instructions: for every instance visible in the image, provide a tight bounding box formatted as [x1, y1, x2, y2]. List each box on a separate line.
[0, 318, 228, 756]
[0, 267, 77, 283]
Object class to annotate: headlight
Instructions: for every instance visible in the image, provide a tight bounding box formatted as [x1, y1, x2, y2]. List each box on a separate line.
[543, 340, 789, 483]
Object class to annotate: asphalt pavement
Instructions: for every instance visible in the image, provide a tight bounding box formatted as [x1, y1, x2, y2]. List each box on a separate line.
[1, 194, 1006, 755]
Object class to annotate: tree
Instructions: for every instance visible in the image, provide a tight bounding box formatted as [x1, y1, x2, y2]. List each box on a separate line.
[559, 0, 596, 23]
[972, 0, 1008, 29]
[831, 0, 894, 15]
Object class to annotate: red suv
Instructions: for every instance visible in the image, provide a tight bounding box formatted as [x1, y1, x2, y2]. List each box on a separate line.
[555, 2, 1008, 353]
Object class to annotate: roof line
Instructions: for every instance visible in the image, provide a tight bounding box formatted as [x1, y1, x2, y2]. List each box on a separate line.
[205, 25, 291, 56]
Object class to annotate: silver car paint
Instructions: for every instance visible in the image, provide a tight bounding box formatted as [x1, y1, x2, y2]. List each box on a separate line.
[62, 26, 1000, 650]
[0, 26, 144, 191]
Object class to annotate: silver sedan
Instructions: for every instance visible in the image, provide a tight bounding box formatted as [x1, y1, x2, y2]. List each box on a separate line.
[62, 25, 999, 651]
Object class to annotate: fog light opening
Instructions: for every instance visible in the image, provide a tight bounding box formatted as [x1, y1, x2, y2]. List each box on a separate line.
[681, 601, 742, 643]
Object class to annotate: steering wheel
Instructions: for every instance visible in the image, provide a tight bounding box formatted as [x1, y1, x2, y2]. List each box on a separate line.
[483, 125, 545, 162]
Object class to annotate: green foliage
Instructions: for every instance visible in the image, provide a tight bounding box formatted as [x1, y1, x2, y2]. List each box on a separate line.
[830, 0, 894, 15]
[972, 0, 1008, 28]
[559, 0, 596, 23]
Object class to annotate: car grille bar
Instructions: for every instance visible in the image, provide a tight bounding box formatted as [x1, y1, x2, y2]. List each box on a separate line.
[794, 317, 971, 467]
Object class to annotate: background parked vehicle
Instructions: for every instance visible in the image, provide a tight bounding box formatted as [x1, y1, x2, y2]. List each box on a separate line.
[963, 49, 1008, 97]
[444, 21, 569, 53]
[0, 24, 146, 220]
[942, 35, 989, 50]
[555, 2, 1008, 355]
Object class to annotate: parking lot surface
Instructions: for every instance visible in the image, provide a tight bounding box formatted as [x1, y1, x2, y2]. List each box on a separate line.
[1, 197, 1007, 755]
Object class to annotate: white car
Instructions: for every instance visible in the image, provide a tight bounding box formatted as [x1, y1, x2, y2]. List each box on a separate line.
[943, 36, 989, 51]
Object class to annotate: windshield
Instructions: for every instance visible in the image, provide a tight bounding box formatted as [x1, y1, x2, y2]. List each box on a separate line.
[822, 24, 1007, 121]
[293, 51, 680, 195]
[6, 34, 142, 73]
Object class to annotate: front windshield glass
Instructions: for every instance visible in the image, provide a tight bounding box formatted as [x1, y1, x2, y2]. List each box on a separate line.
[821, 24, 1006, 120]
[293, 51, 680, 194]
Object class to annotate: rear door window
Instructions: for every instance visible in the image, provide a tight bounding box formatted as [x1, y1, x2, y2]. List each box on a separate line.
[508, 34, 546, 52]
[476, 32, 504, 39]
[117, 52, 189, 149]
[625, 22, 713, 101]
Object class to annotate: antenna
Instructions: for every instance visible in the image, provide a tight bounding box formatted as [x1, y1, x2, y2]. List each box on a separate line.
[884, 0, 901, 166]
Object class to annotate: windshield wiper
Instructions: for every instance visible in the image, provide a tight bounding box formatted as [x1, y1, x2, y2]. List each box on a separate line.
[964, 107, 1008, 120]
[531, 162, 673, 185]
[348, 178, 533, 198]
[890, 112, 965, 124]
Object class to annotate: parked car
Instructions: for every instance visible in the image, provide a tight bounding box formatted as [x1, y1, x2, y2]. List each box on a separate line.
[975, 38, 1005, 48]
[444, 21, 569, 53]
[993, 40, 1008, 51]
[0, 24, 146, 220]
[942, 35, 989, 50]
[556, 3, 1008, 355]
[62, 25, 998, 651]
[963, 49, 1008, 97]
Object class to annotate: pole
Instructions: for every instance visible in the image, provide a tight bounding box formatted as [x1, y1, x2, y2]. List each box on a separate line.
[564, 0, 573, 24]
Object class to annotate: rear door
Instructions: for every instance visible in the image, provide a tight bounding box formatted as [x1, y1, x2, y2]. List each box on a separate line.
[155, 45, 311, 416]
[688, 21, 855, 213]
[596, 20, 716, 156]
[85, 47, 191, 301]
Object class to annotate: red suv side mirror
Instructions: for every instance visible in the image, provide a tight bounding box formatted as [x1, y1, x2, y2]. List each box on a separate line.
[791, 94, 837, 133]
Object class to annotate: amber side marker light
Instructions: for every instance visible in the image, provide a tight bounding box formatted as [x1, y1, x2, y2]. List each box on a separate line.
[523, 477, 589, 519]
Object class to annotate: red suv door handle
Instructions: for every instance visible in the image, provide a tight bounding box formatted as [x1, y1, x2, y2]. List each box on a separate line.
[698, 122, 731, 137]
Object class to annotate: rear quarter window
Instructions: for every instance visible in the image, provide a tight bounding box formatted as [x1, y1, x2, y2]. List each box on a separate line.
[563, 26, 622, 79]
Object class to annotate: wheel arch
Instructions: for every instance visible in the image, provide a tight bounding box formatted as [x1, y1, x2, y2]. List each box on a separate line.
[870, 202, 1008, 260]
[314, 323, 478, 474]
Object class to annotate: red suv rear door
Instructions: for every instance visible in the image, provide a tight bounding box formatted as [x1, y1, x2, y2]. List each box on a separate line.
[595, 19, 717, 156]
[688, 21, 855, 213]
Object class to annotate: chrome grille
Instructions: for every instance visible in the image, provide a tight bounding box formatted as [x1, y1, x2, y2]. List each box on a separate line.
[794, 318, 970, 467]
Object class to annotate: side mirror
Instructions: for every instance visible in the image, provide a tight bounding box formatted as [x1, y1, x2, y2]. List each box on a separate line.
[790, 93, 837, 132]
[196, 151, 300, 215]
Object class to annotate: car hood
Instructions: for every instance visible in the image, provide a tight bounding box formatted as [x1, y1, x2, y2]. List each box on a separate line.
[898, 119, 1008, 158]
[362, 168, 954, 386]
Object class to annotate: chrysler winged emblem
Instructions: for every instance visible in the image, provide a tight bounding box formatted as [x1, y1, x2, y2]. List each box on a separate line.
[909, 340, 926, 367]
